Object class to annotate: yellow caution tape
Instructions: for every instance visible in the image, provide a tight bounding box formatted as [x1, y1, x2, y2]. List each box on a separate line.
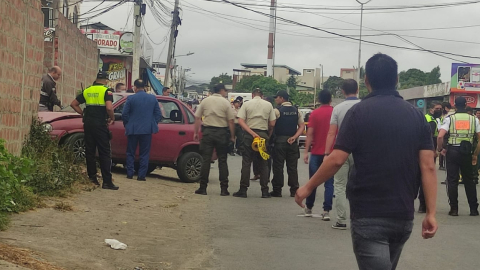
[252, 137, 270, 160]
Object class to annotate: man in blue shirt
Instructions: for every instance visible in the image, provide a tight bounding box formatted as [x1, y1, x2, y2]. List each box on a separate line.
[295, 53, 438, 270]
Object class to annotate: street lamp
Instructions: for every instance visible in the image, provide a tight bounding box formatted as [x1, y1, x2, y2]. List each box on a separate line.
[313, 64, 324, 108]
[356, 0, 372, 83]
[176, 52, 194, 58]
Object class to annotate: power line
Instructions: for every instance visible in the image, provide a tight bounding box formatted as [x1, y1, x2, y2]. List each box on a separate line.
[221, 0, 480, 60]
[79, 0, 127, 23]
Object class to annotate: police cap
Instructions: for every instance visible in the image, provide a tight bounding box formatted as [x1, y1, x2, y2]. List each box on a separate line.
[455, 96, 467, 107]
[274, 90, 289, 100]
[97, 71, 108, 80]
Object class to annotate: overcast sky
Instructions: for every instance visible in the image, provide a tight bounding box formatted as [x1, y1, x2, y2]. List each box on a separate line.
[81, 0, 480, 85]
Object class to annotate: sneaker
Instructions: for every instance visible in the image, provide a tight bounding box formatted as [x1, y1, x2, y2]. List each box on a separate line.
[102, 183, 119, 190]
[304, 208, 313, 217]
[439, 166, 446, 171]
[332, 222, 347, 230]
[321, 212, 330, 221]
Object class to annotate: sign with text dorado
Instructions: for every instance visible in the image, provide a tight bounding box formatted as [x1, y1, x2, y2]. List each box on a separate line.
[81, 30, 133, 54]
[451, 63, 480, 92]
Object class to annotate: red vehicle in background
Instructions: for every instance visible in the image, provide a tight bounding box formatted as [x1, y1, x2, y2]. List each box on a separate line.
[38, 93, 203, 183]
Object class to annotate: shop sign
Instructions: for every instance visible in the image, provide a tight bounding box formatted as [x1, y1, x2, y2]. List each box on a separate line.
[44, 28, 55, 42]
[451, 63, 480, 92]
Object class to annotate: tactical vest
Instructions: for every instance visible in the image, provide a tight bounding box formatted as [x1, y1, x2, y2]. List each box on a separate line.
[425, 113, 438, 137]
[83, 85, 108, 106]
[448, 113, 476, 145]
[275, 105, 298, 137]
[82, 85, 109, 125]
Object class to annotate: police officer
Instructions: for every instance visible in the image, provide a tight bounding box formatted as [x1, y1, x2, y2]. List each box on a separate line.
[270, 90, 305, 198]
[418, 101, 443, 213]
[70, 71, 119, 190]
[194, 83, 235, 196]
[234, 88, 276, 198]
[39, 66, 62, 112]
[437, 97, 479, 216]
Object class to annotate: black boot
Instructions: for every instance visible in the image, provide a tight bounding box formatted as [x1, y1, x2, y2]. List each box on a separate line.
[89, 177, 100, 186]
[448, 205, 459, 216]
[102, 183, 119, 190]
[195, 186, 207, 195]
[233, 188, 247, 198]
[290, 189, 298, 198]
[470, 204, 479, 216]
[418, 204, 426, 213]
[220, 187, 230, 196]
[262, 190, 272, 198]
[270, 190, 282, 197]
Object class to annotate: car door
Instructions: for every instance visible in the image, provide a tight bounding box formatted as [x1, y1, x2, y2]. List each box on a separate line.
[109, 99, 129, 159]
[150, 98, 191, 161]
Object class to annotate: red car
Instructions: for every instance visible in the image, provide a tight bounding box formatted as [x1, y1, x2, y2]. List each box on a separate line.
[38, 93, 203, 183]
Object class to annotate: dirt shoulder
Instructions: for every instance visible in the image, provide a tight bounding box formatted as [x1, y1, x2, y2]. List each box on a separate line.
[0, 167, 213, 270]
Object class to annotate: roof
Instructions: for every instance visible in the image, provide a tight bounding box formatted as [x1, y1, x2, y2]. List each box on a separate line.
[240, 63, 301, 75]
[80, 22, 115, 31]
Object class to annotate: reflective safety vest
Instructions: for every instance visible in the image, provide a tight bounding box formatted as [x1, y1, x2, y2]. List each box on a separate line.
[83, 85, 109, 106]
[448, 113, 476, 145]
[425, 113, 438, 137]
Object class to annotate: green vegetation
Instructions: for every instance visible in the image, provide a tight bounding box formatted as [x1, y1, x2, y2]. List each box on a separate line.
[0, 119, 87, 230]
[399, 66, 442, 90]
[209, 73, 233, 90]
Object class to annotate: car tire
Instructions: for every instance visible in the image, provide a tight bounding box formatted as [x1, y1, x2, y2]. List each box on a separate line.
[66, 133, 86, 162]
[177, 152, 202, 183]
[133, 162, 157, 175]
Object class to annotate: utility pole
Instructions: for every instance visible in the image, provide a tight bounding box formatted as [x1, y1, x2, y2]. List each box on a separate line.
[266, 0, 276, 77]
[165, 0, 180, 90]
[132, 0, 143, 80]
[356, 0, 372, 83]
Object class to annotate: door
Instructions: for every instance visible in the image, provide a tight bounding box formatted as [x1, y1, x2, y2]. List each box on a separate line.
[109, 100, 129, 159]
[151, 99, 191, 161]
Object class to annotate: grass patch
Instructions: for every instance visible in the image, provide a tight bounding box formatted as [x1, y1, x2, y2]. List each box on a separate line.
[0, 119, 88, 230]
[53, 202, 73, 212]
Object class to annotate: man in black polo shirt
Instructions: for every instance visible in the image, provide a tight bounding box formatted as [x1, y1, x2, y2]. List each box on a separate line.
[295, 53, 438, 270]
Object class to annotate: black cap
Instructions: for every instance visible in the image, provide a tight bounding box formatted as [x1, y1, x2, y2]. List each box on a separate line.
[274, 90, 289, 100]
[235, 96, 243, 101]
[97, 71, 108, 79]
[455, 96, 467, 107]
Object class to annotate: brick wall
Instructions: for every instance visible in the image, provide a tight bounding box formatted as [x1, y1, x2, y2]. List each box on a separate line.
[0, 0, 44, 155]
[44, 13, 99, 107]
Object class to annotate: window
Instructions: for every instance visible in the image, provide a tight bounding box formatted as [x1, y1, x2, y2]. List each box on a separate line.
[306, 70, 312, 73]
[182, 105, 195, 124]
[63, 0, 69, 17]
[159, 100, 183, 124]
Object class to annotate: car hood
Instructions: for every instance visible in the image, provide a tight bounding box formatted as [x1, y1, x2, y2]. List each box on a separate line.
[38, 112, 81, 123]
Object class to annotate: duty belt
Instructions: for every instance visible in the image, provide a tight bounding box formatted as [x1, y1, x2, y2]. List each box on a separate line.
[40, 91, 49, 97]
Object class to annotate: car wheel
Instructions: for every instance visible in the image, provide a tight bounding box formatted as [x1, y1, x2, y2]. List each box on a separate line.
[66, 133, 86, 162]
[133, 162, 157, 175]
[177, 152, 202, 183]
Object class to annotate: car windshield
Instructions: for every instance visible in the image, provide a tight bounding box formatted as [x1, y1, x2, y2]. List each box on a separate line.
[60, 93, 123, 113]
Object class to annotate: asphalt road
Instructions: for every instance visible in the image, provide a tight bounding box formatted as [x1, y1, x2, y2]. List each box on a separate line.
[200, 155, 480, 270]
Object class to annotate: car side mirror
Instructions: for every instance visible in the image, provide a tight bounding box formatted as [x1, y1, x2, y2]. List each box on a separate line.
[114, 113, 122, 121]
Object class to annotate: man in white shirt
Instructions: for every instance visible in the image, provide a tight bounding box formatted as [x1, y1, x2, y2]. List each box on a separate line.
[324, 79, 361, 230]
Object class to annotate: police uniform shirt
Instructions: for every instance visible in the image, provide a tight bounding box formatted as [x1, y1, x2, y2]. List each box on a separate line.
[75, 83, 114, 125]
[40, 73, 61, 108]
[232, 105, 240, 124]
[237, 96, 276, 131]
[195, 94, 234, 127]
[274, 102, 304, 124]
[439, 115, 480, 146]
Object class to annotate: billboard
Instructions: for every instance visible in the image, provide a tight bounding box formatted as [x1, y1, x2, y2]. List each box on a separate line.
[451, 63, 480, 92]
[81, 29, 134, 54]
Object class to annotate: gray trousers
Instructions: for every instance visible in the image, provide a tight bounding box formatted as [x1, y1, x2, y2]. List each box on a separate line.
[352, 218, 413, 270]
[334, 154, 354, 224]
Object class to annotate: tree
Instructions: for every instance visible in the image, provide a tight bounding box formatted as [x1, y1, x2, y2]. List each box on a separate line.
[209, 73, 233, 90]
[292, 92, 314, 107]
[398, 66, 442, 90]
[323, 76, 344, 97]
[286, 75, 297, 90]
[235, 75, 287, 97]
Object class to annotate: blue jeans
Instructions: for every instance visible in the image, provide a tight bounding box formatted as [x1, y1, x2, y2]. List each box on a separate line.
[351, 218, 413, 270]
[306, 154, 334, 211]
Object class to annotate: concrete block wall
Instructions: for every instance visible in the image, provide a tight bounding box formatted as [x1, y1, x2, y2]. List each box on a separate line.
[44, 14, 99, 106]
[0, 0, 44, 155]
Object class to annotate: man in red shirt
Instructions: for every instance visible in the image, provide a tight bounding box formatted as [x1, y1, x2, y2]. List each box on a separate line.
[303, 90, 334, 220]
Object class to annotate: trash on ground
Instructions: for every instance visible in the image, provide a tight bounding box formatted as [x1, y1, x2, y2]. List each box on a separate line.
[105, 239, 127, 250]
